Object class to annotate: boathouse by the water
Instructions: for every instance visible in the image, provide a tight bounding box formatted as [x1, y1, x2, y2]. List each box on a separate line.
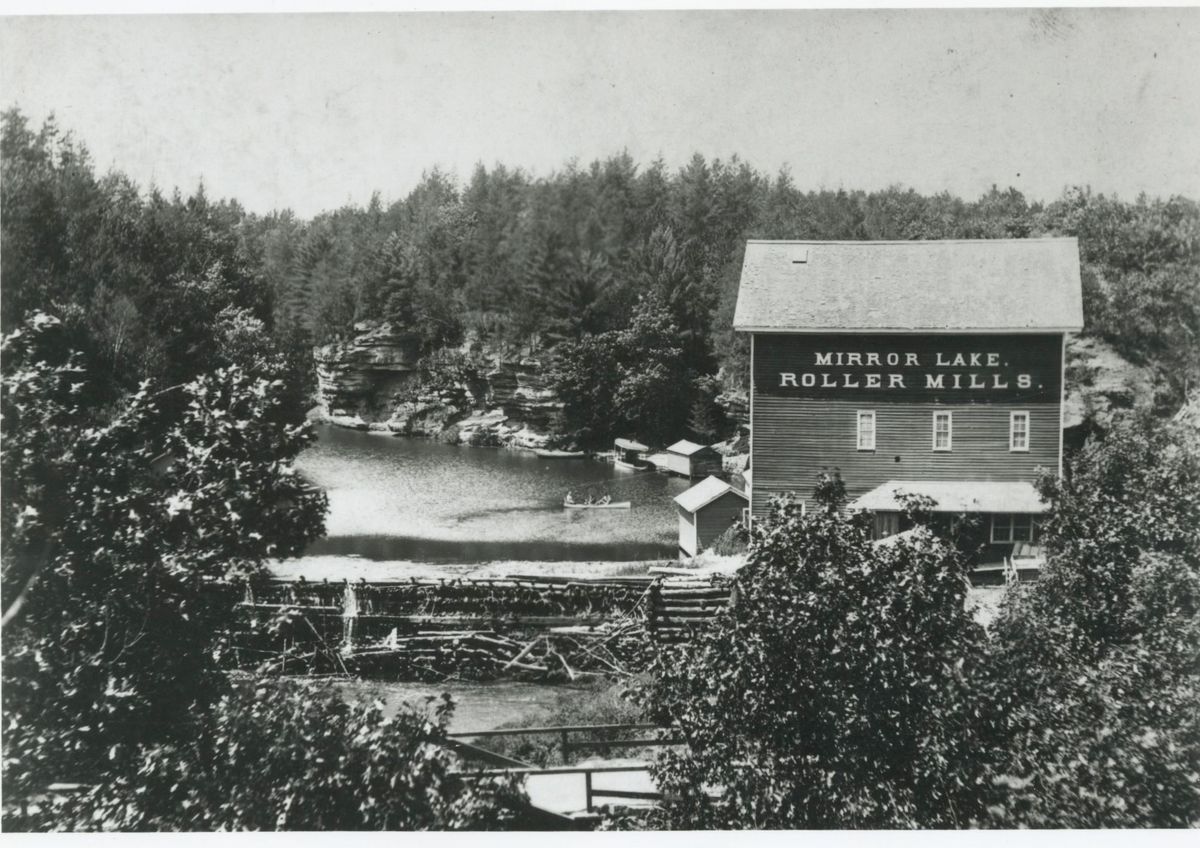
[662, 439, 723, 479]
[732, 239, 1083, 564]
[674, 475, 748, 559]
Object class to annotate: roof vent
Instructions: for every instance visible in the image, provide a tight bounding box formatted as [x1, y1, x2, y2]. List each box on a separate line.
[788, 246, 809, 264]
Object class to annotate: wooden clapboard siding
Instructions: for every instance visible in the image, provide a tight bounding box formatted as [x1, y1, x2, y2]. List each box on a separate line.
[677, 511, 698, 557]
[664, 449, 723, 479]
[664, 454, 691, 477]
[691, 454, 724, 478]
[695, 491, 748, 551]
[749, 331, 1066, 518]
[751, 397, 1061, 517]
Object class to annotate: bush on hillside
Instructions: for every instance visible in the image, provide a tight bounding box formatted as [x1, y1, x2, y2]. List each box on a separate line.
[643, 473, 993, 828]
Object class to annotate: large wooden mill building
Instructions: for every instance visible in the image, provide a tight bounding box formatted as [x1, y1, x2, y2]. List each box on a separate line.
[732, 239, 1083, 560]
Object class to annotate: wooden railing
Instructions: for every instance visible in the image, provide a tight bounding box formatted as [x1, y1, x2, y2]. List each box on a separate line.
[461, 763, 661, 813]
[447, 722, 684, 812]
[447, 721, 681, 761]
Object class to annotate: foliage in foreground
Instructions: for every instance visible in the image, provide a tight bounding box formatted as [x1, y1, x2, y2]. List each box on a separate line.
[640, 417, 1200, 829]
[643, 475, 992, 828]
[485, 677, 648, 767]
[7, 681, 521, 832]
[0, 313, 522, 830]
[1, 313, 327, 798]
[981, 414, 1200, 827]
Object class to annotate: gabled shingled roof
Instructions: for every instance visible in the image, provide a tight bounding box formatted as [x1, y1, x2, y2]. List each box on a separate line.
[665, 439, 715, 456]
[674, 475, 747, 514]
[732, 239, 1083, 333]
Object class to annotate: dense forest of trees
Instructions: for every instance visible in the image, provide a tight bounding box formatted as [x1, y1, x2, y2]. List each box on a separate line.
[2, 106, 1198, 832]
[0, 110, 520, 829]
[4, 109, 1196, 449]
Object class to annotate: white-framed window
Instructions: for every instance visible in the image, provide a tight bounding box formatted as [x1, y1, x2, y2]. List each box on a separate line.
[1010, 411, 1030, 452]
[991, 513, 1038, 543]
[856, 410, 876, 451]
[932, 411, 953, 451]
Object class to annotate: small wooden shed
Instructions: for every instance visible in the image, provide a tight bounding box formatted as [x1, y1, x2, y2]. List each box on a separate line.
[674, 475, 749, 559]
[662, 439, 724, 479]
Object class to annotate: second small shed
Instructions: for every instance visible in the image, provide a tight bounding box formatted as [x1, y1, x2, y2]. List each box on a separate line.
[662, 439, 724, 479]
[674, 475, 749, 559]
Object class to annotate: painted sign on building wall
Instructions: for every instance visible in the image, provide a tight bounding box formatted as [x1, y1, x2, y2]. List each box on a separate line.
[754, 333, 1062, 404]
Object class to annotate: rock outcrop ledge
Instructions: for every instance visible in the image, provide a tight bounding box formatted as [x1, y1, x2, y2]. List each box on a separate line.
[313, 322, 562, 449]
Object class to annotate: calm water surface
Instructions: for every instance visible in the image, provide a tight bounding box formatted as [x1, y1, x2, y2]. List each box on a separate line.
[298, 425, 689, 562]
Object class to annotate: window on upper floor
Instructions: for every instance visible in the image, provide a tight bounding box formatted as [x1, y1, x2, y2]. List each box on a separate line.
[932, 411, 952, 451]
[1010, 411, 1029, 452]
[856, 410, 876, 451]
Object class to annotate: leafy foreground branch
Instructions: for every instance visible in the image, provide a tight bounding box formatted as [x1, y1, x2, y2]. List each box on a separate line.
[643, 476, 993, 828]
[8, 681, 522, 832]
[637, 420, 1200, 830]
[0, 313, 521, 830]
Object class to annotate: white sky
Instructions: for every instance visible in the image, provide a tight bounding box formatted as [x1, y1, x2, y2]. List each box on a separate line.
[2, 8, 1198, 218]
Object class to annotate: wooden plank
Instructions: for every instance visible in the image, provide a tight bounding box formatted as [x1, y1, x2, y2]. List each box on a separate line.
[459, 764, 655, 777]
[344, 615, 612, 627]
[448, 722, 660, 738]
[650, 616, 715, 626]
[444, 739, 535, 769]
[589, 789, 663, 802]
[564, 737, 683, 750]
[656, 598, 726, 607]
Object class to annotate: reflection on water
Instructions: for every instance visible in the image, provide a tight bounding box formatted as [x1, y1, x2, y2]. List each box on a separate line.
[297, 425, 690, 562]
[308, 534, 672, 563]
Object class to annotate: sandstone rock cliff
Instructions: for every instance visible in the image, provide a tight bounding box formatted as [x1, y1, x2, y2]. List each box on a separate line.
[1063, 335, 1157, 434]
[314, 322, 423, 428]
[313, 323, 562, 447]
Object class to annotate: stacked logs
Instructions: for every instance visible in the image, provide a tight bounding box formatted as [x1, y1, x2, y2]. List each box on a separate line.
[229, 575, 660, 680]
[345, 624, 651, 682]
[247, 575, 652, 621]
[230, 572, 734, 679]
[647, 576, 734, 645]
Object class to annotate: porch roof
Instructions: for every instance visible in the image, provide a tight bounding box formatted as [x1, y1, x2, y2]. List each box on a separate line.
[849, 480, 1047, 514]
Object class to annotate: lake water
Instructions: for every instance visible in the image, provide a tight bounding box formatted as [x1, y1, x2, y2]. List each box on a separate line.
[288, 427, 683, 729]
[296, 425, 689, 564]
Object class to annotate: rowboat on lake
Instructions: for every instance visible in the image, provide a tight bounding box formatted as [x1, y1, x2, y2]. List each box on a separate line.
[563, 499, 632, 510]
[534, 448, 588, 459]
[563, 491, 630, 509]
